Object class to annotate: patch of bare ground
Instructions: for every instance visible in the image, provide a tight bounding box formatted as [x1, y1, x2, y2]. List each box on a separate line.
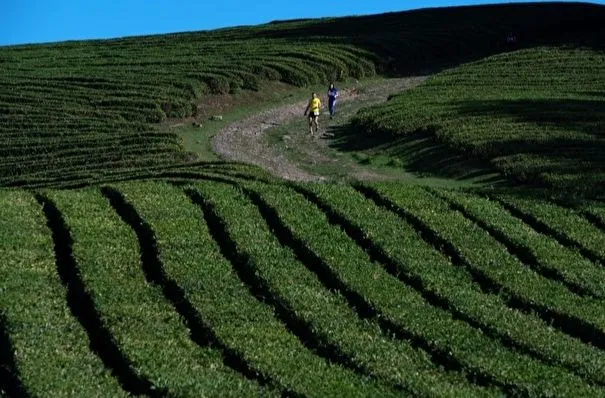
[212, 77, 427, 181]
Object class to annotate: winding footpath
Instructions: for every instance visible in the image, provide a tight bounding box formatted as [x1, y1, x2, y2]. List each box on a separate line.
[212, 77, 427, 181]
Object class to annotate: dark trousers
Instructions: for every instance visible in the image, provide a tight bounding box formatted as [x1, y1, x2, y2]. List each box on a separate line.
[328, 98, 336, 116]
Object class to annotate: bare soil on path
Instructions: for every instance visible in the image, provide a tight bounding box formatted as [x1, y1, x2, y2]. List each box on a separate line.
[212, 77, 427, 181]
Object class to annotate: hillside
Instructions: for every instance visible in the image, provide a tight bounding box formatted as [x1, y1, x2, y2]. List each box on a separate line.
[3, 175, 605, 396]
[351, 45, 605, 191]
[1, 2, 604, 187]
[3, 3, 605, 397]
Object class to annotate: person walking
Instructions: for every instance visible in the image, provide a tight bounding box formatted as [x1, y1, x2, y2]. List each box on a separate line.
[304, 92, 322, 136]
[327, 83, 339, 119]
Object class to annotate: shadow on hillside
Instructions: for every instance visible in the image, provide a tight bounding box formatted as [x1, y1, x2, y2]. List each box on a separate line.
[455, 98, 605, 161]
[326, 96, 605, 192]
[0, 312, 27, 397]
[327, 124, 508, 186]
[245, 3, 605, 76]
[578, 91, 605, 99]
[454, 98, 605, 192]
[457, 98, 605, 141]
[467, 184, 605, 214]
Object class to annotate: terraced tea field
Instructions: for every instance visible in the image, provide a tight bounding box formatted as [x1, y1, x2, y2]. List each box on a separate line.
[2, 173, 605, 397]
[351, 45, 605, 190]
[1, 2, 603, 188]
[3, 2, 605, 396]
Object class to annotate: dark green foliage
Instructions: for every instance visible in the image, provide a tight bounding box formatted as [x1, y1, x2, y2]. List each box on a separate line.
[3, 180, 605, 395]
[253, 181, 602, 396]
[433, 189, 605, 297]
[491, 192, 605, 265]
[0, 38, 375, 186]
[45, 188, 270, 397]
[302, 183, 605, 385]
[1, 3, 603, 187]
[367, 183, 605, 343]
[118, 181, 397, 397]
[0, 191, 127, 397]
[351, 46, 605, 190]
[206, 180, 494, 396]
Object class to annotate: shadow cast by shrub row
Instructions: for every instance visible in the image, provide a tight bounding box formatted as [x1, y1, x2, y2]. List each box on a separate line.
[243, 185, 506, 391]
[185, 186, 389, 392]
[101, 187, 282, 393]
[431, 189, 599, 299]
[354, 186, 605, 351]
[293, 184, 603, 383]
[0, 313, 28, 398]
[33, 194, 161, 397]
[488, 196, 605, 268]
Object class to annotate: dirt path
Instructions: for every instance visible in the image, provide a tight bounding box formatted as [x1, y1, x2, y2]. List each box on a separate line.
[212, 77, 427, 181]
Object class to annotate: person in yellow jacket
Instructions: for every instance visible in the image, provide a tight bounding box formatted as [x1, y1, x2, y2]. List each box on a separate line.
[303, 92, 322, 136]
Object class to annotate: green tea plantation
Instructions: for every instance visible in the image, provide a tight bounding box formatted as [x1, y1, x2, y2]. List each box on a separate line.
[2, 2, 605, 397]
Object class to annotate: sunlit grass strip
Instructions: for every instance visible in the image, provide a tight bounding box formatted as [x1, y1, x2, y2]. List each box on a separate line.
[118, 181, 394, 398]
[210, 180, 492, 396]
[47, 188, 264, 397]
[302, 182, 605, 385]
[492, 193, 605, 265]
[433, 189, 605, 298]
[369, 184, 605, 341]
[241, 182, 600, 395]
[0, 191, 127, 397]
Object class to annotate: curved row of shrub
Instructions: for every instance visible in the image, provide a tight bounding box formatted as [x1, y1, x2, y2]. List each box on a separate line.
[300, 183, 605, 385]
[0, 35, 376, 186]
[2, 180, 605, 395]
[350, 45, 605, 190]
[198, 180, 487, 396]
[1, 2, 604, 187]
[0, 192, 127, 397]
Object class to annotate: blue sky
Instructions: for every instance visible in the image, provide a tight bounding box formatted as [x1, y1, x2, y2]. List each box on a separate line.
[2, 1, 604, 46]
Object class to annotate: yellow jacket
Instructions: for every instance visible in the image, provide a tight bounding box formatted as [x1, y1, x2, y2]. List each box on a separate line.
[307, 97, 321, 115]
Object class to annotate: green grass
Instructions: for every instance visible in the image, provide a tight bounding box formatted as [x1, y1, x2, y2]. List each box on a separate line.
[210, 180, 493, 396]
[302, 183, 605, 385]
[2, 179, 605, 396]
[490, 192, 605, 265]
[366, 184, 605, 335]
[0, 191, 126, 397]
[1, 2, 603, 187]
[0, 39, 375, 187]
[3, 3, 605, 396]
[182, 181, 398, 397]
[43, 188, 266, 396]
[433, 189, 605, 296]
[351, 46, 605, 191]
[254, 182, 601, 396]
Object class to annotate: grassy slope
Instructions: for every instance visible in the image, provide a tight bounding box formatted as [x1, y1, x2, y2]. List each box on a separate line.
[351, 45, 605, 192]
[3, 4, 605, 396]
[262, 77, 504, 186]
[2, 178, 605, 396]
[1, 2, 604, 187]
